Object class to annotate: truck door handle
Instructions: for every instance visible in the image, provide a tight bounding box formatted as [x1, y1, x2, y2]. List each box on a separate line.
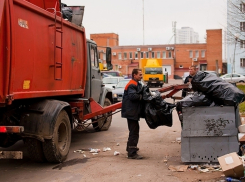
[92, 75, 95, 79]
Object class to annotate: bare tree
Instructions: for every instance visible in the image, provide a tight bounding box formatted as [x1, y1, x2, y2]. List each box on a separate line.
[227, 0, 245, 45]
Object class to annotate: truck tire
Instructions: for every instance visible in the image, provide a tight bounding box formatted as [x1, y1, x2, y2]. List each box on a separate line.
[25, 138, 46, 162]
[42, 110, 71, 163]
[92, 98, 112, 131]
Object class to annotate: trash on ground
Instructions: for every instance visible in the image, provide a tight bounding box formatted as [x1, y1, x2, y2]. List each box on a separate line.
[168, 165, 188, 172]
[176, 137, 181, 142]
[163, 159, 168, 163]
[116, 143, 120, 146]
[83, 154, 86, 158]
[90, 148, 100, 153]
[218, 152, 244, 178]
[114, 151, 120, 156]
[74, 150, 84, 154]
[199, 168, 209, 173]
[92, 153, 98, 155]
[190, 165, 198, 170]
[102, 147, 111, 152]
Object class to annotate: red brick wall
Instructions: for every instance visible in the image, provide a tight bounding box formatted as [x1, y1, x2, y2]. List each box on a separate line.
[206, 29, 222, 72]
[90, 33, 119, 47]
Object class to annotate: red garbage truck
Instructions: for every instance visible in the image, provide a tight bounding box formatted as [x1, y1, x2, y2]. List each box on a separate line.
[0, 0, 121, 162]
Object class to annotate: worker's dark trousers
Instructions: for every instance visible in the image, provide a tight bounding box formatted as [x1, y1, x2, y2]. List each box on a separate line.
[126, 119, 139, 157]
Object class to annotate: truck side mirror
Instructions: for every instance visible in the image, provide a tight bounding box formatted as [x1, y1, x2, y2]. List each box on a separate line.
[106, 47, 113, 70]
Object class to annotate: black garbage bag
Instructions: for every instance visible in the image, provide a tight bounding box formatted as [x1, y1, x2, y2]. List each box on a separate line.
[176, 92, 214, 113]
[61, 4, 73, 22]
[191, 71, 245, 106]
[143, 87, 175, 129]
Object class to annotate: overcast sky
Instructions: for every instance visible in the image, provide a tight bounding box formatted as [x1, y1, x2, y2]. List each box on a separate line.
[62, 0, 227, 46]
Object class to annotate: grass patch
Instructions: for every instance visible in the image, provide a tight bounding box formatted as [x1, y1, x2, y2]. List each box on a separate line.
[237, 84, 245, 114]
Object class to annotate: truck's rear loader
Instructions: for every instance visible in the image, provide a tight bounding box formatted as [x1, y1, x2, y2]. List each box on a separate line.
[0, 0, 121, 162]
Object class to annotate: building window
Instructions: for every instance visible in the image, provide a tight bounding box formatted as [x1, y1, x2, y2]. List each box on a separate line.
[195, 50, 199, 58]
[189, 50, 193, 58]
[129, 52, 132, 59]
[201, 50, 205, 58]
[241, 22, 245, 32]
[124, 52, 127, 59]
[179, 65, 183, 68]
[151, 52, 155, 58]
[140, 52, 144, 59]
[241, 40, 245, 48]
[168, 51, 172, 58]
[162, 51, 166, 58]
[157, 52, 160, 58]
[146, 52, 149, 58]
[241, 58, 245, 67]
[135, 52, 138, 59]
[241, 3, 245, 13]
[118, 53, 122, 60]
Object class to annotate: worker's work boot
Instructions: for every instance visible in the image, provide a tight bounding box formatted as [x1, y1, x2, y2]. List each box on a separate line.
[128, 153, 143, 159]
[126, 146, 139, 152]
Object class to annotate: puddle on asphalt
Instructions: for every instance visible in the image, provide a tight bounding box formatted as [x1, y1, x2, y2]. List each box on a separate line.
[52, 158, 89, 170]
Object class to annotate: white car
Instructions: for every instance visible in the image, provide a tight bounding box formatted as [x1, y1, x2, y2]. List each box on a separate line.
[102, 77, 124, 89]
[220, 73, 245, 83]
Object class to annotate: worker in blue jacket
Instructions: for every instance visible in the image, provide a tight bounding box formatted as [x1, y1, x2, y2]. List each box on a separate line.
[122, 68, 144, 159]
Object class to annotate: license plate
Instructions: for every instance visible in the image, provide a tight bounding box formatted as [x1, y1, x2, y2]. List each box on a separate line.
[151, 81, 156, 83]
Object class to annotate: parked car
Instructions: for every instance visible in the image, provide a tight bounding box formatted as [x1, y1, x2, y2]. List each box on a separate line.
[102, 76, 124, 89]
[102, 73, 112, 78]
[220, 73, 245, 83]
[112, 79, 130, 103]
[101, 70, 122, 77]
[239, 73, 245, 76]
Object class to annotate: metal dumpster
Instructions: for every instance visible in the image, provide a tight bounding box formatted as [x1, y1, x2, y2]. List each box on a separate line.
[181, 106, 240, 163]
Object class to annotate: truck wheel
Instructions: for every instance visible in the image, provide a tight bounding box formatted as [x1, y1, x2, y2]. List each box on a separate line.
[25, 138, 46, 162]
[42, 110, 71, 163]
[92, 98, 112, 131]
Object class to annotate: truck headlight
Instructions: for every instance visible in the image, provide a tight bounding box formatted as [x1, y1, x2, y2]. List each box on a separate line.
[113, 93, 118, 98]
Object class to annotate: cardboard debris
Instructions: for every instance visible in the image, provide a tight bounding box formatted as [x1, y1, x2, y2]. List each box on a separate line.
[168, 165, 188, 172]
[218, 152, 244, 178]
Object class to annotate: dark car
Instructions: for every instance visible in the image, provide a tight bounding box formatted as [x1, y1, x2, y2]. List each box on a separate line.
[112, 79, 130, 103]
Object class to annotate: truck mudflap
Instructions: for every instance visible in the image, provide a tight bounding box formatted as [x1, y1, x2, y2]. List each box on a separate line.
[0, 151, 22, 159]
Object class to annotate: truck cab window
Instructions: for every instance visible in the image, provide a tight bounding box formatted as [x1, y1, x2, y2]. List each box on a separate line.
[90, 46, 95, 67]
[91, 45, 98, 68]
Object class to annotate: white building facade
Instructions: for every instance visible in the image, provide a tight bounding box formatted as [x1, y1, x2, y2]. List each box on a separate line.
[176, 27, 199, 44]
[227, 0, 245, 74]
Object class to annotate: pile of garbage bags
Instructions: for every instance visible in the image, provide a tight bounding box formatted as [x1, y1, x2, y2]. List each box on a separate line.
[176, 71, 245, 119]
[141, 71, 245, 129]
[192, 71, 245, 106]
[142, 86, 175, 129]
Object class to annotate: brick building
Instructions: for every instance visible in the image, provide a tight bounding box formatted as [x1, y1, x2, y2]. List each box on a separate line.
[91, 29, 222, 79]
